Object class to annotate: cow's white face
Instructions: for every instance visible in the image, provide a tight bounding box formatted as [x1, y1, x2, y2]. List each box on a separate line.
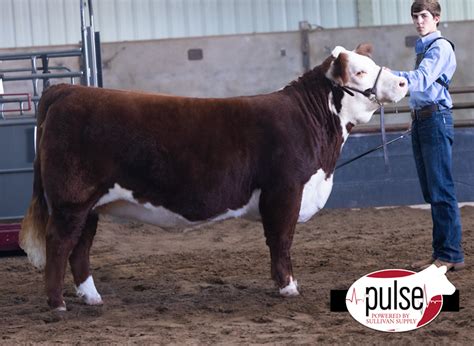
[326, 45, 407, 125]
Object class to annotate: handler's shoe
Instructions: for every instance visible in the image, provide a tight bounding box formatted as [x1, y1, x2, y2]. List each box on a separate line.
[432, 259, 465, 272]
[410, 257, 436, 270]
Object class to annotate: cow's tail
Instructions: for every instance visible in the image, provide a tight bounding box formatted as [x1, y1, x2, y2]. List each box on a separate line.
[20, 84, 69, 270]
[20, 165, 48, 269]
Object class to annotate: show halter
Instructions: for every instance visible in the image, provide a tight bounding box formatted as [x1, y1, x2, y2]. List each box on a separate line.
[336, 66, 384, 106]
[331, 66, 407, 171]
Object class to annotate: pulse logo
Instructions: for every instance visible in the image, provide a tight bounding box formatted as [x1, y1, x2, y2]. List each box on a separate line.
[346, 265, 456, 332]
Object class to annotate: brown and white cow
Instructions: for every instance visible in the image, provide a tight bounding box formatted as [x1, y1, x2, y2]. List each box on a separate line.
[20, 45, 407, 311]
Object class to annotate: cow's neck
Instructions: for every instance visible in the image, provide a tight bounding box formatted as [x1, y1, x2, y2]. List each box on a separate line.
[330, 93, 355, 144]
[280, 68, 348, 173]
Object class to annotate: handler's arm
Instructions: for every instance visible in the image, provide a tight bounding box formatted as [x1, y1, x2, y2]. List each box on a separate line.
[391, 44, 451, 92]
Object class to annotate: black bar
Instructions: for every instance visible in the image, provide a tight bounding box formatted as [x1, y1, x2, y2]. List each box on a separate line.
[330, 289, 460, 312]
[442, 289, 460, 311]
[330, 290, 348, 312]
[41, 55, 50, 89]
[95, 31, 103, 87]
[0, 250, 26, 258]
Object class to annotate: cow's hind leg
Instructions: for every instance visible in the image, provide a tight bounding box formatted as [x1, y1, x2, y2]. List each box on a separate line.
[45, 209, 88, 311]
[69, 212, 103, 306]
[260, 186, 302, 297]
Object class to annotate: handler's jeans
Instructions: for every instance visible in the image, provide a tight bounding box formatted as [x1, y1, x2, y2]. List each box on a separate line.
[411, 109, 464, 263]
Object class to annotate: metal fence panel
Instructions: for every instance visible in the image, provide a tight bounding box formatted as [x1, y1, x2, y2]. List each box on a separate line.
[0, 121, 35, 220]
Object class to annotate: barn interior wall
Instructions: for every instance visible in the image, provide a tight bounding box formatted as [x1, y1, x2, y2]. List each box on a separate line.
[2, 0, 474, 49]
[1, 22, 473, 218]
[2, 21, 473, 112]
[98, 21, 474, 103]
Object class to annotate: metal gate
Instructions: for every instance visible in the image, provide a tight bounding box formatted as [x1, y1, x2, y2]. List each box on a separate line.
[0, 0, 101, 222]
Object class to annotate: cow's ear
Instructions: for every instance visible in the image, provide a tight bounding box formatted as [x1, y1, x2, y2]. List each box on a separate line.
[355, 43, 373, 58]
[330, 52, 350, 85]
[331, 46, 347, 59]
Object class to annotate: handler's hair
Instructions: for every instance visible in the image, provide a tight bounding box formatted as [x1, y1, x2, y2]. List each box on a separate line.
[411, 0, 441, 26]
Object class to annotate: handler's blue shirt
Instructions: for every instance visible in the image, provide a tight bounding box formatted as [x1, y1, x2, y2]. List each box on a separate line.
[392, 31, 456, 110]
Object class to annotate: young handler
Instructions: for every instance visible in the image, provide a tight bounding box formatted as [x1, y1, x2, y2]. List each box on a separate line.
[391, 0, 464, 271]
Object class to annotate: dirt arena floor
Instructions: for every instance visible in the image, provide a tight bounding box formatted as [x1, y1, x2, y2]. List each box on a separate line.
[1, 206, 473, 344]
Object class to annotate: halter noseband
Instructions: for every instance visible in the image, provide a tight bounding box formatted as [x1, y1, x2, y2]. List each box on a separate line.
[333, 66, 384, 106]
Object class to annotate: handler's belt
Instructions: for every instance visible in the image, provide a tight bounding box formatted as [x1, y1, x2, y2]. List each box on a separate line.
[411, 104, 442, 120]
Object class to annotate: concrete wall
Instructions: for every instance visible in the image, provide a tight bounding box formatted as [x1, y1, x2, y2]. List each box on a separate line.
[101, 32, 302, 98]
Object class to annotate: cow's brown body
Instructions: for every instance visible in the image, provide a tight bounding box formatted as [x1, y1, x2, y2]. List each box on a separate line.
[39, 81, 340, 221]
[20, 46, 408, 310]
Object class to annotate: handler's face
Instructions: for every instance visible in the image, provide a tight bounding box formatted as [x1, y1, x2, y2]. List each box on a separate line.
[412, 10, 440, 37]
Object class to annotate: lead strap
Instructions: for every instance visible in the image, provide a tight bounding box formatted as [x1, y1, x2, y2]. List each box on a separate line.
[379, 106, 390, 173]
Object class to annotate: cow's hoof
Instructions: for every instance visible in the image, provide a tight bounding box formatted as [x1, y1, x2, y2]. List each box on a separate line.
[48, 297, 67, 311]
[279, 279, 299, 297]
[82, 294, 103, 306]
[53, 301, 67, 312]
[76, 290, 103, 306]
[76, 275, 103, 306]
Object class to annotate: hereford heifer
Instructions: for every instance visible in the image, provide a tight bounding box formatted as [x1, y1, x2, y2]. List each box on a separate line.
[20, 45, 407, 311]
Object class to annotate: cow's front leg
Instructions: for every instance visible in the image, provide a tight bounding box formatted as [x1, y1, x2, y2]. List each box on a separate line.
[260, 185, 303, 297]
[69, 212, 103, 306]
[45, 210, 85, 311]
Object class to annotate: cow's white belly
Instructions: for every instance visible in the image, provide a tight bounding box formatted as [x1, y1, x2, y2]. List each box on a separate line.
[93, 171, 332, 228]
[298, 169, 333, 223]
[93, 184, 261, 229]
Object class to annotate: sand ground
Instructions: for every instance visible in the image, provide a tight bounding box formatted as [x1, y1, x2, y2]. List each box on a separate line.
[1, 206, 472, 344]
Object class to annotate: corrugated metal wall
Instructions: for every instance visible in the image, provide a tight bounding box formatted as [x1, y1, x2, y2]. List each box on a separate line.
[364, 0, 474, 26]
[1, 0, 473, 48]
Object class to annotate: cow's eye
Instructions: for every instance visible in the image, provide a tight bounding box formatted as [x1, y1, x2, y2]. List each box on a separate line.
[356, 71, 366, 77]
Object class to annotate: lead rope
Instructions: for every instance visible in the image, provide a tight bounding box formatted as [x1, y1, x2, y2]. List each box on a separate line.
[380, 105, 390, 173]
[336, 105, 412, 170]
[335, 128, 411, 170]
